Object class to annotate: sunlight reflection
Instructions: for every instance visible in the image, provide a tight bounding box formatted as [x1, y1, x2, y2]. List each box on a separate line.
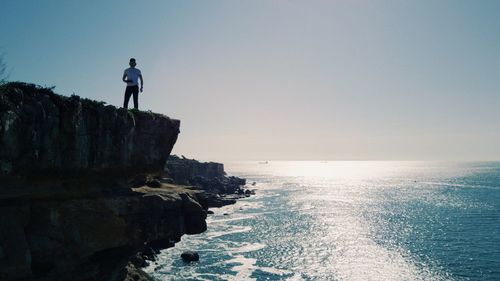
[228, 161, 416, 179]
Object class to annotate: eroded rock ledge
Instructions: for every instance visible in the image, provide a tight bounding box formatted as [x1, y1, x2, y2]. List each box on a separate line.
[0, 83, 207, 281]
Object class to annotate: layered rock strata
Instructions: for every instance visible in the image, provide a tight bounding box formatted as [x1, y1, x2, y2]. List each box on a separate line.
[0, 83, 207, 281]
[0, 82, 179, 178]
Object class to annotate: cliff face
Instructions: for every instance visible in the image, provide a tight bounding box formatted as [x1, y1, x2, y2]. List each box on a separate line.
[0, 83, 207, 281]
[166, 155, 252, 207]
[0, 82, 179, 178]
[166, 155, 225, 185]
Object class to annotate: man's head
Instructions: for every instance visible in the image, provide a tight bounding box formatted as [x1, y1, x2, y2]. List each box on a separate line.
[129, 58, 137, 68]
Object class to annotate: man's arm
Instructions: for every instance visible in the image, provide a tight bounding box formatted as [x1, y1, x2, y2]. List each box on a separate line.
[122, 73, 129, 83]
[139, 74, 144, 92]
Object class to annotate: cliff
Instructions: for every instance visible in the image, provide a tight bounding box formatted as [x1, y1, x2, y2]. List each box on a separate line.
[166, 155, 253, 207]
[0, 82, 179, 178]
[166, 155, 225, 185]
[0, 83, 208, 281]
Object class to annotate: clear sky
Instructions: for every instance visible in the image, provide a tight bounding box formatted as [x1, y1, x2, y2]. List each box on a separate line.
[1, 0, 499, 161]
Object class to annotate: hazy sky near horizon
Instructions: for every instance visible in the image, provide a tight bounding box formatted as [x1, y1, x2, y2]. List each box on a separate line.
[1, 0, 500, 161]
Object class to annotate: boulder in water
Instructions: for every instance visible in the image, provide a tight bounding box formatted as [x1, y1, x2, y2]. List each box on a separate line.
[181, 250, 199, 262]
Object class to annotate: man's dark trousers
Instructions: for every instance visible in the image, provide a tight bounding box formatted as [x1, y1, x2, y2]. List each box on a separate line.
[123, 85, 139, 109]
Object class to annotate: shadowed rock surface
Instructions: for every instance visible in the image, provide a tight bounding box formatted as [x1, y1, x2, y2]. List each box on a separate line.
[0, 82, 180, 178]
[0, 83, 207, 281]
[166, 155, 225, 185]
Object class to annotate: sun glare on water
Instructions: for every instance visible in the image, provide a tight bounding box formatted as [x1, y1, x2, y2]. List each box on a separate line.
[149, 161, 498, 280]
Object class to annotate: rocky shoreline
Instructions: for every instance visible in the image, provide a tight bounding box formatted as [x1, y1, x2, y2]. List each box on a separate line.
[165, 155, 255, 206]
[126, 155, 254, 278]
[0, 82, 252, 281]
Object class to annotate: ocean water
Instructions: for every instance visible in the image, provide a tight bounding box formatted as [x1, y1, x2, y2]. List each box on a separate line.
[145, 161, 500, 280]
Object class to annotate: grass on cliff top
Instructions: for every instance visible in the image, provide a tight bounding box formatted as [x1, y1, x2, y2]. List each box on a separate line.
[0, 81, 167, 119]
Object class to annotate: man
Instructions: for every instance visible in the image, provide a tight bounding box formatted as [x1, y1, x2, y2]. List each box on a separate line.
[122, 58, 143, 109]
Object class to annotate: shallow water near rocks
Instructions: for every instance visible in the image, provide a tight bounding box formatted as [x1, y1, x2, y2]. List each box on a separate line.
[145, 161, 500, 280]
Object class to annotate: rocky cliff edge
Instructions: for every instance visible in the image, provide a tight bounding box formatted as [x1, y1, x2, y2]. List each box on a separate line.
[0, 83, 207, 281]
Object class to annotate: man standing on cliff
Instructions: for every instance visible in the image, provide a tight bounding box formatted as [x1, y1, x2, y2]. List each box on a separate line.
[122, 58, 143, 109]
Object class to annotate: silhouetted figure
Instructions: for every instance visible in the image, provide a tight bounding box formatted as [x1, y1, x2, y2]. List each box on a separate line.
[122, 58, 143, 109]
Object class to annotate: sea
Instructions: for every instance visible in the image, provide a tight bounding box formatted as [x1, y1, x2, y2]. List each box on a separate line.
[144, 161, 500, 281]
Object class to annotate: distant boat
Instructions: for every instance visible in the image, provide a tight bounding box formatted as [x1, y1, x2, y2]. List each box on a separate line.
[320, 161, 328, 163]
[258, 161, 269, 164]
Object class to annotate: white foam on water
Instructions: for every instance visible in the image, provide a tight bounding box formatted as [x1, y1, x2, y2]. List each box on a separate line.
[208, 214, 257, 224]
[229, 255, 258, 280]
[257, 266, 294, 277]
[285, 274, 307, 281]
[226, 253, 294, 280]
[189, 272, 236, 281]
[206, 225, 252, 239]
[231, 242, 267, 253]
[207, 198, 263, 214]
[238, 201, 265, 209]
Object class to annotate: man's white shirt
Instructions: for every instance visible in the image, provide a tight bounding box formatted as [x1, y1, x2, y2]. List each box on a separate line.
[124, 68, 142, 86]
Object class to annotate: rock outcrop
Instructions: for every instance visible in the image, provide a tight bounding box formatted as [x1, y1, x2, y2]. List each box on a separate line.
[166, 155, 253, 207]
[166, 155, 225, 185]
[0, 82, 179, 178]
[0, 83, 207, 281]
